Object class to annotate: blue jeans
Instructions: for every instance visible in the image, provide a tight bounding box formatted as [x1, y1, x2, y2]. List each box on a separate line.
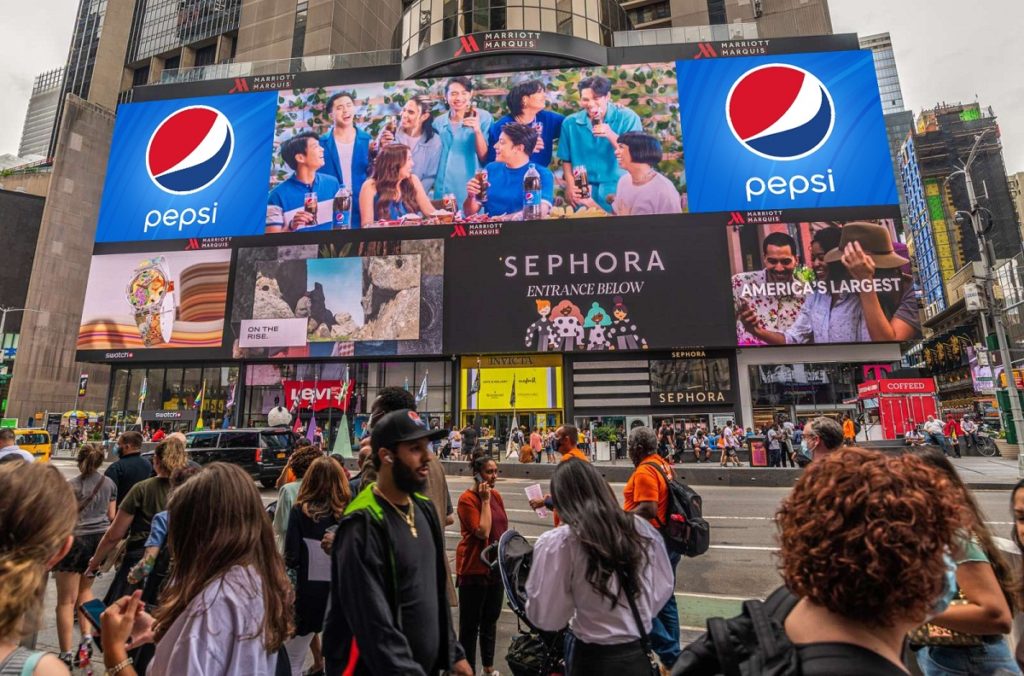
[918, 640, 1021, 676]
[649, 550, 681, 667]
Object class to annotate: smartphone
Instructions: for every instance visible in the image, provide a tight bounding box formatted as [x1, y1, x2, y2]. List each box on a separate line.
[80, 599, 106, 641]
[474, 473, 484, 486]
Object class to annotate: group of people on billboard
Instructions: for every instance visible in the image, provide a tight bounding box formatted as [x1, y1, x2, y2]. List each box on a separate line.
[731, 221, 922, 346]
[266, 72, 683, 232]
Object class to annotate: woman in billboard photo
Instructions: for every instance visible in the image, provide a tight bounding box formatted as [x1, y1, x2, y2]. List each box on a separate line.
[434, 77, 493, 205]
[486, 79, 564, 168]
[573, 132, 681, 216]
[394, 95, 442, 194]
[738, 223, 921, 345]
[359, 144, 439, 224]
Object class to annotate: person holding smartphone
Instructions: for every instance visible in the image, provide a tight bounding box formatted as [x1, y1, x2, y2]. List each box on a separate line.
[455, 454, 508, 676]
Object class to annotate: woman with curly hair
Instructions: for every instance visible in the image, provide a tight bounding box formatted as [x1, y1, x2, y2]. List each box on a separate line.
[359, 144, 437, 223]
[911, 447, 1019, 675]
[100, 463, 293, 675]
[680, 446, 972, 675]
[763, 447, 969, 674]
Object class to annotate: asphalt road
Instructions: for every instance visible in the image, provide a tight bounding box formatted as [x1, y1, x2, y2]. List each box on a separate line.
[37, 460, 1020, 673]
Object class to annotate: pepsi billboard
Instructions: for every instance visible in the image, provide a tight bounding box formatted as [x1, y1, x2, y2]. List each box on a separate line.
[95, 92, 277, 242]
[676, 51, 898, 212]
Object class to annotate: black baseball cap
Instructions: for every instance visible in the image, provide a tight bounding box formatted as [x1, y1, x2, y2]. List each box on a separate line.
[371, 409, 447, 452]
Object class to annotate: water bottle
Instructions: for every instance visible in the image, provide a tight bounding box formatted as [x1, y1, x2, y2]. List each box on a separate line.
[522, 163, 542, 221]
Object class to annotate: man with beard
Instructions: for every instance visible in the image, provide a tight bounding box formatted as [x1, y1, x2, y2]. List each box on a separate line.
[734, 232, 806, 346]
[324, 408, 471, 675]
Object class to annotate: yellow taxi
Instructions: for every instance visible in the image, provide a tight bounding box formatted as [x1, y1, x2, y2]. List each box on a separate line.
[14, 429, 52, 462]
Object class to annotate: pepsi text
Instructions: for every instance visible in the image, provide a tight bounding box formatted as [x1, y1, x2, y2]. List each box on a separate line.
[745, 169, 835, 203]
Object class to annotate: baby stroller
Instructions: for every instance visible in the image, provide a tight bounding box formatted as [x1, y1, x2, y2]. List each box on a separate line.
[482, 530, 565, 676]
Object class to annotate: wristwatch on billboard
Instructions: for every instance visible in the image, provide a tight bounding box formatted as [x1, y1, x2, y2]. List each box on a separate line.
[126, 256, 176, 348]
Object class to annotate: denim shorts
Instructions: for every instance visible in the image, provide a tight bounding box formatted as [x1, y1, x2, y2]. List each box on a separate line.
[917, 640, 1022, 676]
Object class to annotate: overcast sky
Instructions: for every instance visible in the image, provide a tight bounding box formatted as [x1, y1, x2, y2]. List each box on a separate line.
[0, 0, 1022, 172]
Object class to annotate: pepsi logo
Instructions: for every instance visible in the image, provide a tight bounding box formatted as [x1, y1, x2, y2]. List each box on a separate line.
[726, 64, 835, 161]
[146, 106, 234, 195]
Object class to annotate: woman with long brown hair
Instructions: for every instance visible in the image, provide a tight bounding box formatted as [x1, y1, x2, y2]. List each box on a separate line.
[283, 456, 351, 676]
[0, 461, 76, 674]
[100, 463, 293, 675]
[53, 443, 116, 666]
[910, 447, 1019, 675]
[358, 143, 437, 223]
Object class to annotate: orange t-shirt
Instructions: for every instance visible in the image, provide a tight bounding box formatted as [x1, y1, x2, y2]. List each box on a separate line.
[623, 454, 673, 528]
[560, 448, 589, 463]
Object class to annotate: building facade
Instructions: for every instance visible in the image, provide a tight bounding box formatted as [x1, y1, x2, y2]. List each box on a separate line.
[620, 0, 831, 37]
[18, 68, 65, 159]
[0, 190, 45, 414]
[1010, 171, 1024, 244]
[858, 32, 904, 114]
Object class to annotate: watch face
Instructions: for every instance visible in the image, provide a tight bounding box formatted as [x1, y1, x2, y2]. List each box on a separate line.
[127, 265, 169, 311]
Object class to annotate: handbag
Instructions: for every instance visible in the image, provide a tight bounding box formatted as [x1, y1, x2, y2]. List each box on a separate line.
[620, 574, 661, 676]
[908, 590, 984, 647]
[98, 538, 127, 573]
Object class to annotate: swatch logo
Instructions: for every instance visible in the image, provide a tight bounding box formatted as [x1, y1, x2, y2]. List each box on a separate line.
[726, 64, 835, 161]
[146, 106, 234, 195]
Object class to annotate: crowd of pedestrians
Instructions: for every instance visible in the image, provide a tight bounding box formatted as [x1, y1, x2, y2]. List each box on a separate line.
[5, 401, 1024, 675]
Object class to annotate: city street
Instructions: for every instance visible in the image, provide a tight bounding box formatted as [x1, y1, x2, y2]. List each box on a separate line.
[35, 459, 1021, 672]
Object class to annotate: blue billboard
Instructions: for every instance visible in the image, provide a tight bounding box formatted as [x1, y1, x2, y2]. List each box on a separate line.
[94, 92, 277, 242]
[676, 51, 898, 212]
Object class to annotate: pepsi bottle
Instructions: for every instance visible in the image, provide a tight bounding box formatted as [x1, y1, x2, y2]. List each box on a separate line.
[333, 187, 352, 229]
[522, 163, 542, 221]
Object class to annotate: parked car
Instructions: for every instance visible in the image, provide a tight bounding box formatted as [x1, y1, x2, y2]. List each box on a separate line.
[183, 427, 298, 487]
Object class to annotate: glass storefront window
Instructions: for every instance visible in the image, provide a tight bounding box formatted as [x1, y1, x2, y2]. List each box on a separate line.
[163, 368, 184, 409]
[110, 369, 129, 413]
[143, 368, 165, 410]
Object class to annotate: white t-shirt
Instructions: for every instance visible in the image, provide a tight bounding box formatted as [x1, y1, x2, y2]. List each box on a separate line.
[722, 426, 736, 448]
[613, 172, 682, 216]
[334, 136, 355, 191]
[150, 566, 277, 676]
[267, 406, 292, 427]
[0, 446, 34, 462]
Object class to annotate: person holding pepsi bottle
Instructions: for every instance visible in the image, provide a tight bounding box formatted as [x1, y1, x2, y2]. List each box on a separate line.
[464, 123, 554, 221]
[559, 76, 642, 213]
[266, 132, 343, 233]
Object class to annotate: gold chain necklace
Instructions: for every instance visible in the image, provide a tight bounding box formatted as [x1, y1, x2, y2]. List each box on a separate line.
[373, 487, 417, 538]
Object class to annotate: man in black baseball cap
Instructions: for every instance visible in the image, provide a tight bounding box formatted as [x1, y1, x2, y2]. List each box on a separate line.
[324, 409, 471, 675]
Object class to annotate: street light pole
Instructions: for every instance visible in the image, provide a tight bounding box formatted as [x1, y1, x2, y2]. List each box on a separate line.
[950, 130, 1024, 457]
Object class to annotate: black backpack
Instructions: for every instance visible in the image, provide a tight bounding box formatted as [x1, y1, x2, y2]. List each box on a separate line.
[641, 461, 710, 557]
[673, 586, 800, 676]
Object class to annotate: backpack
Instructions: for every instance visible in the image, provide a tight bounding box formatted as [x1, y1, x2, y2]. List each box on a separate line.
[673, 586, 800, 676]
[641, 461, 710, 557]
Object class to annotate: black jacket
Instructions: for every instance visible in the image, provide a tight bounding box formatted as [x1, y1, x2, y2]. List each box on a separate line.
[322, 485, 465, 675]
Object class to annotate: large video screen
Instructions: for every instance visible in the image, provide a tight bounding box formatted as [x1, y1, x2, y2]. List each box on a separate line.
[79, 39, 908, 362]
[727, 218, 921, 346]
[228, 237, 443, 359]
[92, 49, 895, 243]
